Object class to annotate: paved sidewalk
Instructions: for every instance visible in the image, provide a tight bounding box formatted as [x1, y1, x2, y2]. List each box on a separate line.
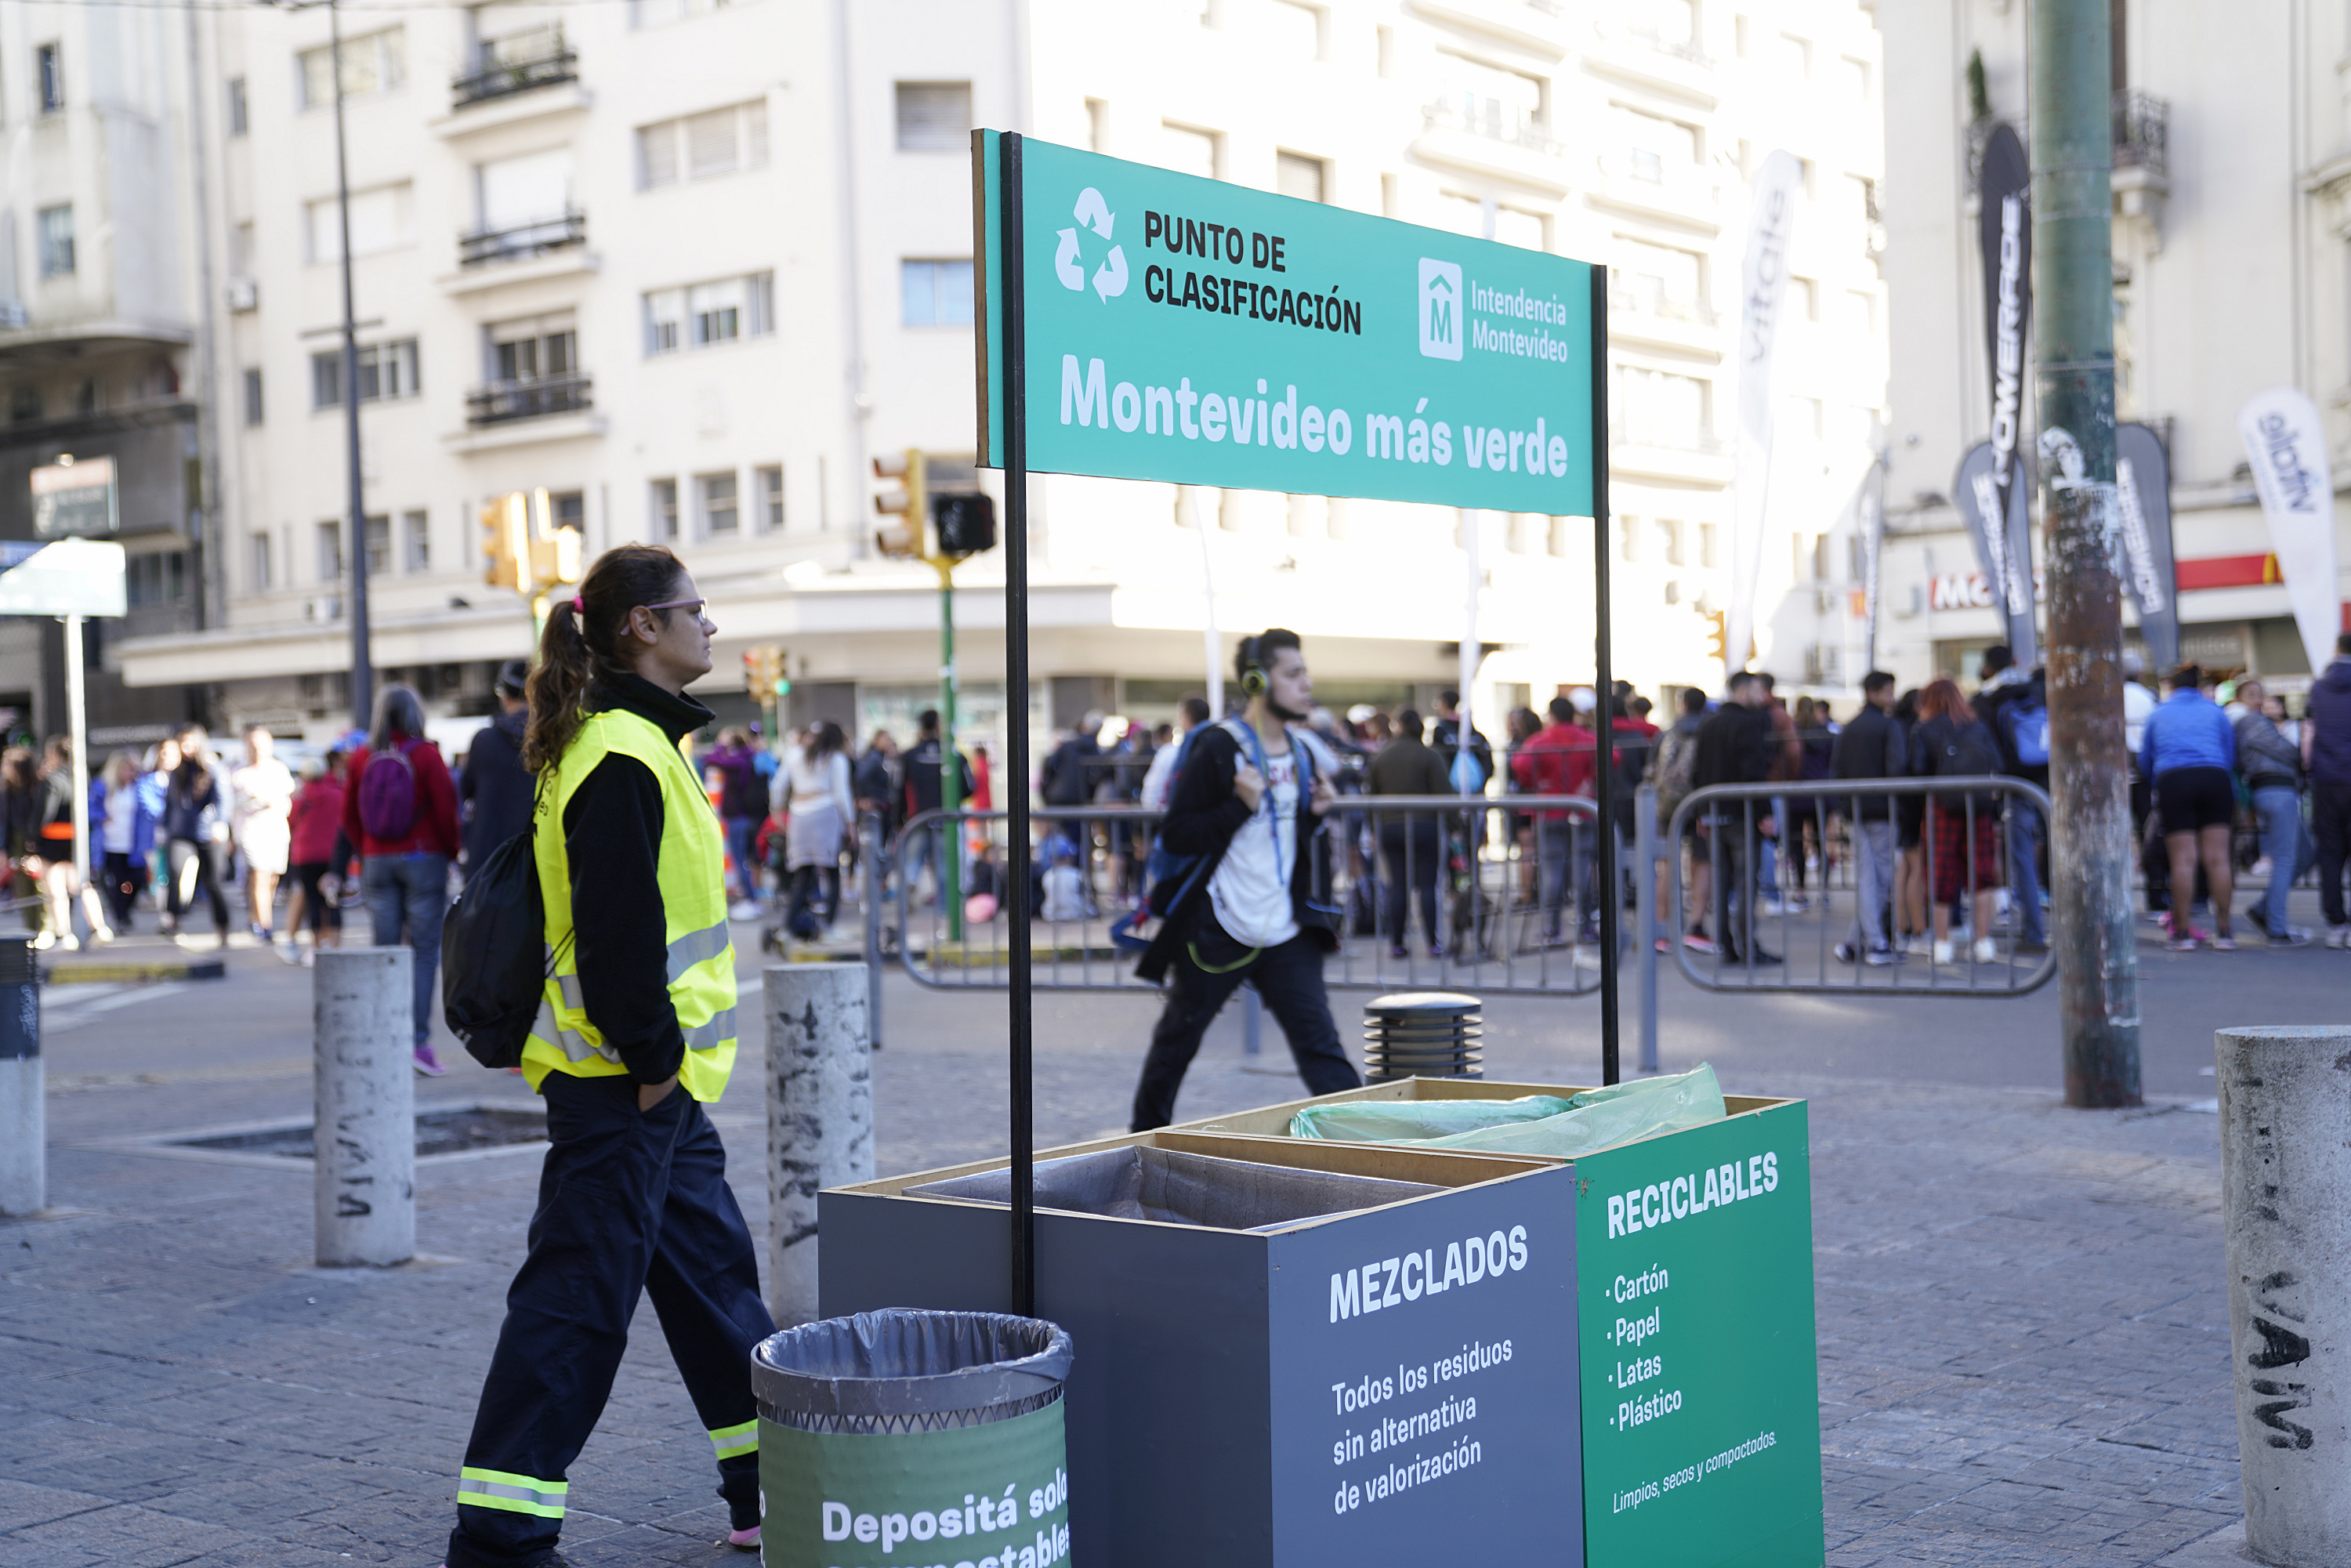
[1, 947, 2257, 1566]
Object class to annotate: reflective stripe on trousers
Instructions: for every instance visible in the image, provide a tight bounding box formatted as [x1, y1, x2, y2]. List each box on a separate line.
[708, 1419, 759, 1461]
[458, 1466, 567, 1519]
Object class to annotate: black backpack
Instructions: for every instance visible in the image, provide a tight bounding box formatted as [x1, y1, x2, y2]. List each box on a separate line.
[441, 827, 559, 1070]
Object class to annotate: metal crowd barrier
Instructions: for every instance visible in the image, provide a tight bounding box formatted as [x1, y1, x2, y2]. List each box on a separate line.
[1661, 778, 2060, 998]
[884, 795, 1610, 997]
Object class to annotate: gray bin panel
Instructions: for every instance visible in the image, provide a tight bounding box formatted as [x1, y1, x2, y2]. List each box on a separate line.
[909, 1145, 1440, 1232]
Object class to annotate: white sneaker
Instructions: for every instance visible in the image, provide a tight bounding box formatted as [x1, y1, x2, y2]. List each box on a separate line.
[1932, 939, 1954, 965]
[728, 900, 762, 922]
[2329, 925, 2351, 951]
[1972, 936, 1998, 964]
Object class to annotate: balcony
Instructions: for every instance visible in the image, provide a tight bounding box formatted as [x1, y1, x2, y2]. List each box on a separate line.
[1606, 286, 1721, 357]
[467, 371, 592, 426]
[460, 210, 586, 269]
[2113, 89, 2168, 177]
[1413, 96, 1570, 194]
[452, 32, 577, 109]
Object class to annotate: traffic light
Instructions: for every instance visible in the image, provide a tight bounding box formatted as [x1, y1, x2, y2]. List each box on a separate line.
[872, 449, 926, 558]
[1704, 610, 1727, 665]
[932, 491, 998, 557]
[479, 493, 528, 592]
[741, 644, 787, 700]
[525, 487, 584, 588]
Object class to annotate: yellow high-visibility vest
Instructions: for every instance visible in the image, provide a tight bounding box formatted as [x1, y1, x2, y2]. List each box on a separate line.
[523, 707, 738, 1102]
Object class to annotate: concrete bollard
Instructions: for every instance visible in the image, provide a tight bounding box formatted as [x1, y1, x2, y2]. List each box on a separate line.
[314, 947, 416, 1266]
[0, 933, 41, 1217]
[2216, 1025, 2351, 1566]
[765, 961, 874, 1326]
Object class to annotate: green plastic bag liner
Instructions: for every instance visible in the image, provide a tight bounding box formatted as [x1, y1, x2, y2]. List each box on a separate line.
[1286, 1063, 1726, 1158]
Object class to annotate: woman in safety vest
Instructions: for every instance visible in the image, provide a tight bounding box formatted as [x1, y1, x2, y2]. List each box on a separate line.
[442, 543, 770, 1568]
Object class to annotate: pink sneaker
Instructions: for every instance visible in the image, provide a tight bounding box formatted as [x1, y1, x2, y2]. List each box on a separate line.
[726, 1523, 761, 1550]
[413, 1042, 449, 1077]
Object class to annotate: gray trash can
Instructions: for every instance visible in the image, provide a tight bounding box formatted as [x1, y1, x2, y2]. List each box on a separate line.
[753, 1307, 1074, 1567]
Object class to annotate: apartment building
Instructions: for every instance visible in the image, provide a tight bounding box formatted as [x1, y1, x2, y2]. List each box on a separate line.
[1875, 0, 2351, 691]
[84, 0, 1887, 754]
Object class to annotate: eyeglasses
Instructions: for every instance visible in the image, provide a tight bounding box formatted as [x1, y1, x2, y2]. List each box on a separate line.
[639, 598, 709, 620]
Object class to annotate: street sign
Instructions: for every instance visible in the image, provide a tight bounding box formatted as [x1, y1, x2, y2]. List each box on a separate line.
[0, 538, 126, 617]
[976, 132, 1599, 516]
[31, 456, 118, 538]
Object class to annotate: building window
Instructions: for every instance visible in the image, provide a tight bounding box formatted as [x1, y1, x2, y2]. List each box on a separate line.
[36, 206, 73, 277]
[74, 378, 97, 415]
[242, 368, 263, 425]
[317, 520, 344, 583]
[9, 386, 40, 423]
[249, 531, 272, 592]
[364, 515, 390, 577]
[1085, 98, 1108, 153]
[475, 147, 575, 239]
[1267, 2, 1323, 60]
[1613, 107, 1696, 184]
[487, 313, 574, 383]
[1157, 122, 1220, 179]
[226, 76, 248, 136]
[1275, 150, 1326, 203]
[900, 259, 973, 327]
[757, 464, 783, 531]
[1610, 364, 1710, 449]
[126, 552, 189, 608]
[299, 29, 405, 109]
[306, 183, 416, 263]
[629, 0, 738, 28]
[699, 471, 738, 535]
[637, 100, 767, 189]
[650, 478, 679, 540]
[310, 339, 421, 407]
[36, 44, 63, 114]
[1613, 240, 1704, 321]
[552, 491, 585, 533]
[1699, 522, 1719, 568]
[643, 273, 775, 353]
[402, 509, 429, 573]
[894, 81, 970, 151]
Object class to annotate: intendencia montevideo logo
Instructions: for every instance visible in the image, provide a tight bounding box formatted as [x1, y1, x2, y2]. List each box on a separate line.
[1419, 259, 1462, 360]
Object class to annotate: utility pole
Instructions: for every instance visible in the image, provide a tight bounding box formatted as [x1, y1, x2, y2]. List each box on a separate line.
[328, 0, 371, 727]
[2031, 0, 2141, 1106]
[936, 556, 962, 941]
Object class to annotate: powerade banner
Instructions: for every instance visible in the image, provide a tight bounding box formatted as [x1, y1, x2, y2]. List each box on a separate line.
[2114, 422, 2180, 670]
[1976, 123, 2032, 557]
[975, 132, 1597, 516]
[1954, 440, 2038, 667]
[1726, 150, 1803, 675]
[2238, 386, 2343, 674]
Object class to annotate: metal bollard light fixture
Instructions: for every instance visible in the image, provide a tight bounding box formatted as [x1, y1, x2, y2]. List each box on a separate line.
[0, 932, 42, 1216]
[1361, 991, 1483, 1081]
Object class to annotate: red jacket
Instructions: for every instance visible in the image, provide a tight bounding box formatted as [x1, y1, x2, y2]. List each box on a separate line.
[288, 777, 346, 865]
[340, 735, 462, 860]
[1511, 720, 1615, 820]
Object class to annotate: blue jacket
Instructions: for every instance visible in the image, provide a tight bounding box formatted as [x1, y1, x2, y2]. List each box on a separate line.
[2139, 690, 2235, 780]
[90, 777, 158, 869]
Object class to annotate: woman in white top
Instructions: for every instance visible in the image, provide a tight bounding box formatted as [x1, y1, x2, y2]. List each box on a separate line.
[230, 725, 295, 944]
[775, 720, 853, 938]
[96, 749, 152, 933]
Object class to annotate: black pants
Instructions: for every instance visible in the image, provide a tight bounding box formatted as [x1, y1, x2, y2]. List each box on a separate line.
[165, 837, 228, 930]
[1378, 819, 1440, 948]
[1132, 922, 1360, 1131]
[2314, 779, 2351, 927]
[447, 1074, 773, 1568]
[1704, 815, 1755, 956]
[100, 850, 144, 929]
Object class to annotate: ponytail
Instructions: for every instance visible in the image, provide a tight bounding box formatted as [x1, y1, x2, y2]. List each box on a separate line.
[522, 542, 689, 773]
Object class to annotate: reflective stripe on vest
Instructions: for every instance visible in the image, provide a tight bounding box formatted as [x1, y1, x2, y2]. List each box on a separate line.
[525, 708, 738, 1100]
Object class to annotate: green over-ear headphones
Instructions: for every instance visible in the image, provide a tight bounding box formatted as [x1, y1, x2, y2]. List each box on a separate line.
[1239, 637, 1268, 697]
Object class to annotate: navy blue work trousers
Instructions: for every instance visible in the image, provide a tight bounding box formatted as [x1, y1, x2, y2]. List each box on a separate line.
[445, 1071, 773, 1568]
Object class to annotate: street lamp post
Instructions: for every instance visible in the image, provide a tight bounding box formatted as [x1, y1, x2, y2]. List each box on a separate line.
[328, 0, 371, 727]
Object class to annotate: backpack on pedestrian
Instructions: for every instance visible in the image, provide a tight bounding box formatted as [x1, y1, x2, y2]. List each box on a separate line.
[1654, 722, 1700, 822]
[358, 739, 422, 840]
[1999, 696, 2051, 769]
[440, 824, 556, 1070]
[1140, 719, 1314, 919]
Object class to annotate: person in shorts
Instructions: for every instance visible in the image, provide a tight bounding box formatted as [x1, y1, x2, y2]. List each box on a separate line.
[2139, 663, 2239, 950]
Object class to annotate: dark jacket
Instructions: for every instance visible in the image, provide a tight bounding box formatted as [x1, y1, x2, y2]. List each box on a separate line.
[708, 743, 765, 820]
[2234, 708, 2303, 792]
[1040, 733, 1099, 806]
[902, 735, 975, 819]
[1692, 702, 1773, 793]
[560, 672, 715, 1086]
[460, 705, 534, 867]
[1136, 723, 1333, 984]
[1830, 704, 1906, 820]
[2312, 657, 2351, 786]
[1431, 714, 1494, 788]
[1364, 734, 1450, 796]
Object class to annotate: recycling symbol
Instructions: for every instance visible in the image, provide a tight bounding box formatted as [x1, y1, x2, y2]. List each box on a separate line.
[1055, 186, 1128, 302]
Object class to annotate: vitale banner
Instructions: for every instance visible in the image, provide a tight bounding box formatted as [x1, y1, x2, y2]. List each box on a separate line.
[2237, 386, 2342, 675]
[975, 132, 1598, 516]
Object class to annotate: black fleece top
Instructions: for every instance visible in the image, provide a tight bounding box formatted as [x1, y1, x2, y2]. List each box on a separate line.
[563, 672, 715, 1085]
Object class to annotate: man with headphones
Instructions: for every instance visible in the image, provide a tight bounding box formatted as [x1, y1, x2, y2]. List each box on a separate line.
[1130, 628, 1360, 1128]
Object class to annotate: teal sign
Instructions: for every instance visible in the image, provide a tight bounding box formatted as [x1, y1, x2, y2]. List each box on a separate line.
[976, 132, 1598, 516]
[1574, 1102, 1823, 1568]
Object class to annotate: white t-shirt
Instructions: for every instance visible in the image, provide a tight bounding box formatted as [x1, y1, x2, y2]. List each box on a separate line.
[1208, 737, 1301, 950]
[101, 782, 138, 854]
